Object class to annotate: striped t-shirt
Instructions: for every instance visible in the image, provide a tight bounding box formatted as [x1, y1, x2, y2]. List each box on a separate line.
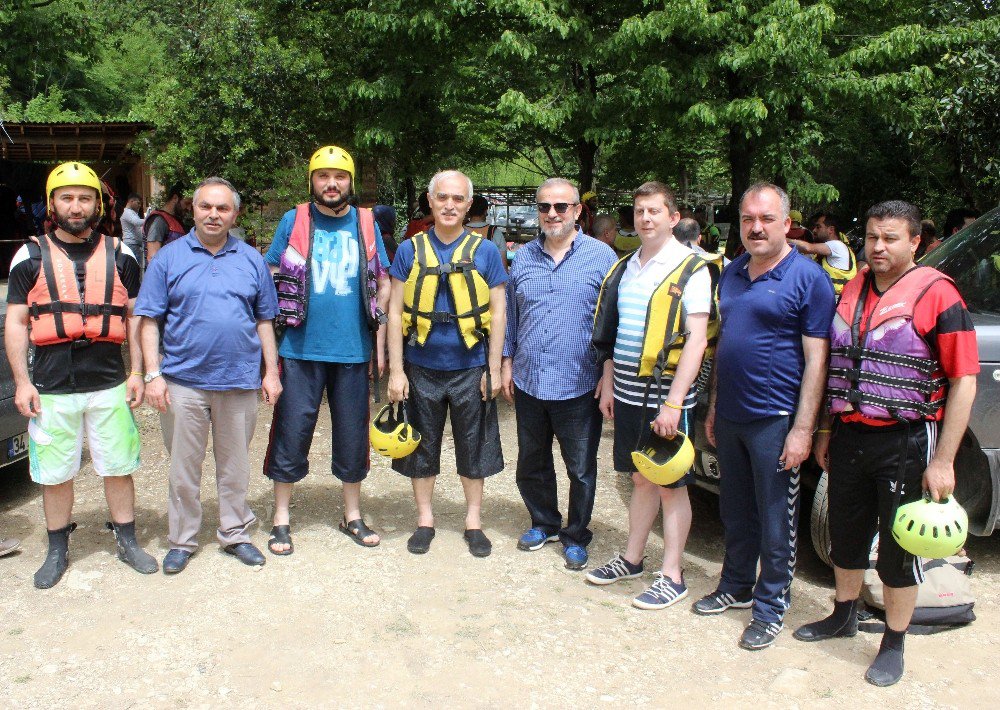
[612, 238, 712, 407]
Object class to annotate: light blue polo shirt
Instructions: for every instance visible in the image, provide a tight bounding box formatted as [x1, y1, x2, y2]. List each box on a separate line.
[715, 248, 835, 421]
[134, 230, 279, 390]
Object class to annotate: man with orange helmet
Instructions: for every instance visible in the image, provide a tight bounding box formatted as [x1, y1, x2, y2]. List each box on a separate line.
[4, 162, 155, 589]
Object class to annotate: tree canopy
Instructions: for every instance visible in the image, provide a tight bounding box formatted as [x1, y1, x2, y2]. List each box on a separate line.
[1, 0, 996, 220]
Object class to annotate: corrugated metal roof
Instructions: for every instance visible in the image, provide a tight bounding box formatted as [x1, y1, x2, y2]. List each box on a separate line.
[0, 121, 153, 163]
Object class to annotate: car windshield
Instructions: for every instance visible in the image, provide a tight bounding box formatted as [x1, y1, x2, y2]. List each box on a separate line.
[920, 205, 1000, 316]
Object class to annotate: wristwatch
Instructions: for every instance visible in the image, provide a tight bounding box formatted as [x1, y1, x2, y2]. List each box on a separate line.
[143, 370, 162, 383]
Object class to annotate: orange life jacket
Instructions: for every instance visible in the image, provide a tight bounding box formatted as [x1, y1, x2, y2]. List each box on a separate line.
[26, 233, 128, 346]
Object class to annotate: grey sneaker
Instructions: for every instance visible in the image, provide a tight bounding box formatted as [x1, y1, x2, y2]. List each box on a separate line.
[585, 553, 644, 586]
[632, 572, 688, 610]
[692, 589, 753, 615]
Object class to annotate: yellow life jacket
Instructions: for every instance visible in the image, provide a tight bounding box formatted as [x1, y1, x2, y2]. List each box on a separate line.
[613, 230, 641, 257]
[402, 231, 491, 349]
[817, 245, 857, 296]
[592, 250, 722, 378]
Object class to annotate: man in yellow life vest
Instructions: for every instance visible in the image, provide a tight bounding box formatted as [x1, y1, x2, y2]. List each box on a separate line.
[387, 170, 508, 557]
[585, 181, 716, 610]
[789, 212, 857, 294]
[5, 162, 156, 589]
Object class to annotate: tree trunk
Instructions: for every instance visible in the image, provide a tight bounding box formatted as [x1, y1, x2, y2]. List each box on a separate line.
[577, 137, 597, 192]
[728, 125, 753, 222]
[405, 176, 416, 219]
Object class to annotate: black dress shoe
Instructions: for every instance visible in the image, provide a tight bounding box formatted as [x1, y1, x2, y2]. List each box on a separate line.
[223, 542, 265, 567]
[163, 549, 192, 574]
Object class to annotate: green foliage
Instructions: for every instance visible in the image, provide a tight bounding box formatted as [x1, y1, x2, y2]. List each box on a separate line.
[1, 0, 996, 222]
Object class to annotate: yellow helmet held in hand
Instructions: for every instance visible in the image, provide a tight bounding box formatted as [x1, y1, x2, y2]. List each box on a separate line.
[308, 145, 355, 189]
[631, 431, 694, 486]
[46, 162, 104, 216]
[370, 402, 421, 459]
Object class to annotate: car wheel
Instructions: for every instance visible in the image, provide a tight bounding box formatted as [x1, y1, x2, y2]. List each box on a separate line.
[810, 470, 833, 567]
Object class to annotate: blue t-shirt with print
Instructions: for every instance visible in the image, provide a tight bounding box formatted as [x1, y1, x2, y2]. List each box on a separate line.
[265, 204, 390, 363]
[389, 228, 507, 371]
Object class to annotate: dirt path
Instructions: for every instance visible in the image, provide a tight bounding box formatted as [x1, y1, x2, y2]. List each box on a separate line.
[1, 398, 997, 708]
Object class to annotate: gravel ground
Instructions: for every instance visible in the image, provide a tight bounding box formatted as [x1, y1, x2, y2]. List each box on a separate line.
[1, 397, 997, 708]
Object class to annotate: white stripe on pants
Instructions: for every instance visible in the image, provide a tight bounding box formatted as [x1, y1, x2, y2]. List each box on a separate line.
[161, 381, 259, 551]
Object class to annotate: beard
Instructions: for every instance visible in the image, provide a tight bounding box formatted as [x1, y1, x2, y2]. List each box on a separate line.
[542, 219, 576, 240]
[55, 213, 98, 236]
[313, 186, 351, 211]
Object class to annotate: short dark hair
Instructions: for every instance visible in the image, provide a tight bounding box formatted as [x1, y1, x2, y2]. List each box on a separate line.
[809, 210, 840, 233]
[127, 193, 141, 203]
[865, 200, 921, 237]
[942, 207, 980, 237]
[470, 194, 489, 218]
[417, 192, 430, 215]
[633, 181, 678, 213]
[920, 219, 936, 239]
[674, 217, 701, 245]
[166, 183, 185, 202]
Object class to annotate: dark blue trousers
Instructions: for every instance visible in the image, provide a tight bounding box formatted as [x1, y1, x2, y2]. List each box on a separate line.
[715, 414, 800, 625]
[263, 358, 371, 484]
[513, 387, 602, 547]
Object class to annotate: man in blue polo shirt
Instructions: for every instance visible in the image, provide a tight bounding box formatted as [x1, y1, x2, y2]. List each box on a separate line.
[387, 170, 507, 558]
[501, 178, 617, 570]
[136, 177, 281, 574]
[694, 182, 834, 650]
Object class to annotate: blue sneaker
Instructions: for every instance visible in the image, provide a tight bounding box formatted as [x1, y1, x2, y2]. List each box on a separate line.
[632, 572, 688, 610]
[563, 544, 588, 570]
[517, 528, 559, 551]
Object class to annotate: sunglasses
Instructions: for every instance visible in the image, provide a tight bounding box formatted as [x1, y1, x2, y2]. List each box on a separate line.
[536, 202, 579, 214]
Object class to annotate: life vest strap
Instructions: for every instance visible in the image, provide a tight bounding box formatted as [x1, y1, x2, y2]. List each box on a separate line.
[827, 386, 944, 416]
[828, 365, 946, 396]
[831, 345, 939, 375]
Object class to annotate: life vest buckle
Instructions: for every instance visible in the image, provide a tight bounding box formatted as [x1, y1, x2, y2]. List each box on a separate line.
[428, 311, 453, 323]
[70, 338, 93, 349]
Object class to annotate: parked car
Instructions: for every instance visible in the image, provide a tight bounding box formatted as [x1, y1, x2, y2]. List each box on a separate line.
[679, 207, 1000, 564]
[0, 281, 29, 471]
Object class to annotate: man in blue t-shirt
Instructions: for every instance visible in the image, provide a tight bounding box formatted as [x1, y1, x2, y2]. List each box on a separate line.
[262, 146, 390, 554]
[387, 170, 507, 558]
[692, 182, 835, 651]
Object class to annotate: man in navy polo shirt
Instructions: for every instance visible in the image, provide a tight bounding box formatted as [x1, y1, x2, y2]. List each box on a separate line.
[693, 182, 835, 650]
[501, 177, 617, 570]
[136, 177, 281, 574]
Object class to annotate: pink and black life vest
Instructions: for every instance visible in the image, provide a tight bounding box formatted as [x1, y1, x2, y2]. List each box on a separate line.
[827, 265, 950, 421]
[273, 203, 385, 329]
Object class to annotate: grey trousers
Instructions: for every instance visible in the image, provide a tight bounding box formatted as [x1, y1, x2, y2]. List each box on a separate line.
[161, 382, 259, 552]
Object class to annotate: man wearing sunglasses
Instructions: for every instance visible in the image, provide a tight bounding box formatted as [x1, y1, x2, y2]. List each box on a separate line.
[387, 170, 507, 557]
[501, 179, 617, 570]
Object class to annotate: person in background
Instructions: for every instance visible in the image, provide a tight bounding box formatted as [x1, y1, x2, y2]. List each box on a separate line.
[614, 205, 640, 256]
[374, 204, 399, 262]
[144, 184, 191, 263]
[466, 194, 508, 269]
[590, 213, 617, 249]
[120, 193, 145, 265]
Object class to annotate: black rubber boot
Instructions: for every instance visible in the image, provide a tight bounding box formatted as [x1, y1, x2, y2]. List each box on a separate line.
[34, 522, 77, 589]
[108, 521, 158, 574]
[793, 598, 859, 642]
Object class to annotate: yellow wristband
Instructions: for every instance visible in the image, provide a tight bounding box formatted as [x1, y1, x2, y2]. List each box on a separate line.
[661, 401, 684, 411]
[816, 428, 832, 434]
[130, 371, 143, 377]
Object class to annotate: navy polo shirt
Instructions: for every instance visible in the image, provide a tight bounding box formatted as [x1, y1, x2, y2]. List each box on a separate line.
[134, 230, 279, 390]
[715, 248, 835, 421]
